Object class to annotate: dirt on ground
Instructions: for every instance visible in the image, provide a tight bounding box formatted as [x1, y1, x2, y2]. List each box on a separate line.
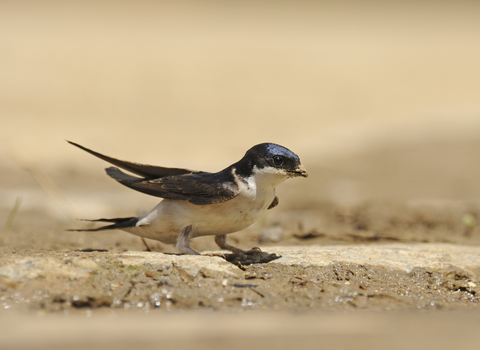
[1, 251, 478, 314]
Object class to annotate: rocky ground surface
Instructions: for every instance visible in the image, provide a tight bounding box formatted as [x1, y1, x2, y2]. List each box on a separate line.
[2, 243, 480, 350]
[1, 244, 480, 313]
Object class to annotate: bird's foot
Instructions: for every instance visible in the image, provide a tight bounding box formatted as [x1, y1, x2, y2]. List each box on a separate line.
[227, 246, 262, 260]
[213, 235, 280, 265]
[225, 247, 280, 266]
[243, 246, 262, 255]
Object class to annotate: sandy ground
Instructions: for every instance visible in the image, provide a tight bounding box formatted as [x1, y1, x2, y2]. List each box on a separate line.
[1, 0, 480, 348]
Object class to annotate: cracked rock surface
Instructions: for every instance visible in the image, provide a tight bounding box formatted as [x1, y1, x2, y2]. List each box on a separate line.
[1, 244, 478, 313]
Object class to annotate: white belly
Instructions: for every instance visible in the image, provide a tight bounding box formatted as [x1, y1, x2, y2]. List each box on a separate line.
[123, 190, 275, 244]
[122, 165, 291, 244]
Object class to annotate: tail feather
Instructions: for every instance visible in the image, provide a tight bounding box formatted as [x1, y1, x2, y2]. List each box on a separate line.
[81, 217, 137, 223]
[68, 217, 139, 232]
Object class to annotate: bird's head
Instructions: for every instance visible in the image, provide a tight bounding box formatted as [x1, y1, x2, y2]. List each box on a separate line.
[237, 143, 308, 180]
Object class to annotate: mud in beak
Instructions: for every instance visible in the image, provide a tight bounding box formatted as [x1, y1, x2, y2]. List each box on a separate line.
[292, 164, 308, 178]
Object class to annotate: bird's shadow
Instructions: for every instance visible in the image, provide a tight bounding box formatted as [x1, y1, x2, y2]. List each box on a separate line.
[75, 248, 281, 267]
[149, 248, 281, 266]
[223, 251, 281, 267]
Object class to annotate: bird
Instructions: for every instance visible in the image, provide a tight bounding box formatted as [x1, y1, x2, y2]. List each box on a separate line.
[68, 141, 307, 257]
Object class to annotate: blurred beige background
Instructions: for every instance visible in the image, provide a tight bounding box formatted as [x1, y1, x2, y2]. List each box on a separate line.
[2, 3, 480, 344]
[1, 0, 480, 215]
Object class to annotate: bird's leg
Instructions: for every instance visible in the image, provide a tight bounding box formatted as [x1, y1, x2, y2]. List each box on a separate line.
[140, 237, 152, 252]
[176, 225, 200, 255]
[214, 234, 262, 258]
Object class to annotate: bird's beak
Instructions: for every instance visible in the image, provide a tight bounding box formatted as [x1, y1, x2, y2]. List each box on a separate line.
[292, 164, 308, 178]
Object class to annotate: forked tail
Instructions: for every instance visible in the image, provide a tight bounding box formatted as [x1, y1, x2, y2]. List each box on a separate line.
[68, 217, 138, 232]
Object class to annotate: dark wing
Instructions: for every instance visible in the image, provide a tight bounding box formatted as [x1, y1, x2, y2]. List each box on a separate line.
[68, 141, 203, 179]
[106, 167, 239, 205]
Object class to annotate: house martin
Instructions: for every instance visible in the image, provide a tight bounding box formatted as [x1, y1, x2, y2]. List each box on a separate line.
[68, 141, 307, 257]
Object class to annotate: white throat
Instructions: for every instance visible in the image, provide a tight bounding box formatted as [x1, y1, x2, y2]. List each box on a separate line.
[231, 165, 288, 200]
[250, 165, 289, 192]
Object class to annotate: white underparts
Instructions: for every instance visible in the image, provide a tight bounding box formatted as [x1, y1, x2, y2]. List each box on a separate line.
[122, 165, 291, 245]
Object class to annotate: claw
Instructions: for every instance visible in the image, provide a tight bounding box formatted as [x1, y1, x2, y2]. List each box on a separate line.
[245, 247, 262, 255]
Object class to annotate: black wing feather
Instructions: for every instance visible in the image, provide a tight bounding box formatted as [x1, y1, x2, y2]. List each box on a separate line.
[68, 141, 238, 205]
[106, 167, 238, 205]
[68, 141, 202, 179]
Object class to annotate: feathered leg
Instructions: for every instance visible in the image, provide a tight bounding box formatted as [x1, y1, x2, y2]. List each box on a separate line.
[176, 225, 199, 255]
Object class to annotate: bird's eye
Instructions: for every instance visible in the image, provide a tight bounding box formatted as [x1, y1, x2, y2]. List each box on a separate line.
[272, 156, 284, 166]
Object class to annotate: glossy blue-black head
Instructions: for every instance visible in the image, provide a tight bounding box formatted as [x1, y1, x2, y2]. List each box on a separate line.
[238, 143, 308, 178]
